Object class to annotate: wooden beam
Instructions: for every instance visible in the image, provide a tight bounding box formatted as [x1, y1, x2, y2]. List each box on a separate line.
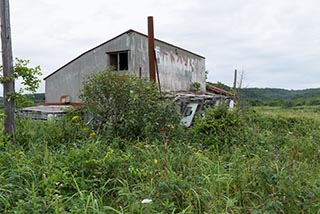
[1, 0, 15, 135]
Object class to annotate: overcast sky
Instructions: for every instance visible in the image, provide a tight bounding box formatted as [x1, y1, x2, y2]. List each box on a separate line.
[3, 0, 320, 94]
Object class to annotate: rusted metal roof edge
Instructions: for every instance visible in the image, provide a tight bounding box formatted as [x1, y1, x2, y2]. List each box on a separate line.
[44, 29, 205, 80]
[206, 85, 233, 96]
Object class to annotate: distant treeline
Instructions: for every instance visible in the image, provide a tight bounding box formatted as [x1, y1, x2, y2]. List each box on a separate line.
[1, 87, 320, 108]
[240, 88, 320, 107]
[207, 82, 320, 107]
[0, 93, 45, 108]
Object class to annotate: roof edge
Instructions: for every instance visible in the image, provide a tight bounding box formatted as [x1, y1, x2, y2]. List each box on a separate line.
[132, 30, 205, 59]
[44, 29, 133, 80]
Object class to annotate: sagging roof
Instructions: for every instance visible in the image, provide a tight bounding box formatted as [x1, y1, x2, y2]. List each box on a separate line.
[44, 29, 205, 80]
[206, 85, 233, 96]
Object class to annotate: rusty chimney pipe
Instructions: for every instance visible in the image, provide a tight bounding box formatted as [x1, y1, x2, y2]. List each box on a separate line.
[148, 16, 156, 83]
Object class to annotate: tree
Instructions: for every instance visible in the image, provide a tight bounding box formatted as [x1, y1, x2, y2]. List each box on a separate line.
[1, 58, 42, 109]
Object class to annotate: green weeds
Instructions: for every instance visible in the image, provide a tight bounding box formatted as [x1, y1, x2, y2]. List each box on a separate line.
[0, 107, 319, 213]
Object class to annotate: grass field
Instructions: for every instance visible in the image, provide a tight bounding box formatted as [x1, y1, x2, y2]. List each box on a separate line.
[0, 106, 319, 213]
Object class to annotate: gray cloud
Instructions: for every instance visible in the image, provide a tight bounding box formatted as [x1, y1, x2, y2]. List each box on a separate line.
[2, 0, 320, 96]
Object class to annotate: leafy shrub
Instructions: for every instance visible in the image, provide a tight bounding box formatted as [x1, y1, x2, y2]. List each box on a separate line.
[191, 81, 201, 91]
[80, 69, 180, 139]
[0, 58, 42, 109]
[188, 106, 248, 150]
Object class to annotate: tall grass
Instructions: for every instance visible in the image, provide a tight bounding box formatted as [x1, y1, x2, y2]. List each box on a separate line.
[0, 107, 319, 213]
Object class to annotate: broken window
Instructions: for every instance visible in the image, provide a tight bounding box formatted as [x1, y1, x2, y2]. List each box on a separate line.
[109, 53, 118, 69]
[108, 51, 128, 71]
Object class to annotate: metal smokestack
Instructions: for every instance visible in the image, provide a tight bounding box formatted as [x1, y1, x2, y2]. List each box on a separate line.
[148, 16, 156, 83]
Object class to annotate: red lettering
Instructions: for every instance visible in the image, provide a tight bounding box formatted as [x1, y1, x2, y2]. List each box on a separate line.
[170, 53, 175, 62]
[184, 57, 188, 66]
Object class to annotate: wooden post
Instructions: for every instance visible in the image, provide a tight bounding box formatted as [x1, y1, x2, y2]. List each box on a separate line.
[233, 69, 237, 104]
[0, 0, 15, 135]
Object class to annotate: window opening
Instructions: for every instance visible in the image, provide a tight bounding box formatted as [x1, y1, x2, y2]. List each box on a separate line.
[119, 52, 128, 70]
[108, 51, 128, 71]
[109, 53, 117, 69]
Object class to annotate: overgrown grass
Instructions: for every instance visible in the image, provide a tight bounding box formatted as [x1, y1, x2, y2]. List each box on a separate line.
[0, 107, 319, 213]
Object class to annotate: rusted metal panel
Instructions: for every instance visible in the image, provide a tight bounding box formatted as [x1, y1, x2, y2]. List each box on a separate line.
[206, 85, 233, 96]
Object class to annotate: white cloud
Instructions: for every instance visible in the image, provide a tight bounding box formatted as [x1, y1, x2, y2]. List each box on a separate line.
[1, 0, 320, 96]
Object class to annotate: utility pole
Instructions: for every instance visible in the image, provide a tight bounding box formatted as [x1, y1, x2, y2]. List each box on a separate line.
[233, 69, 237, 104]
[0, 0, 15, 136]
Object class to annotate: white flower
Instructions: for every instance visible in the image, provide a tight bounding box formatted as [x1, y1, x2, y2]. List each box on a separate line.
[141, 199, 152, 204]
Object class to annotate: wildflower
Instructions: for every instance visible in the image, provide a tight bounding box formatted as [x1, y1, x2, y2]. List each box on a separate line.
[89, 130, 96, 138]
[55, 182, 63, 188]
[167, 124, 174, 129]
[274, 154, 280, 159]
[141, 199, 152, 204]
[72, 115, 79, 121]
[191, 147, 197, 152]
[54, 193, 62, 198]
[154, 159, 158, 165]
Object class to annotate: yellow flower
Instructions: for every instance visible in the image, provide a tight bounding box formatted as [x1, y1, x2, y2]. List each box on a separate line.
[89, 130, 96, 138]
[154, 159, 158, 165]
[72, 115, 79, 121]
[191, 147, 197, 152]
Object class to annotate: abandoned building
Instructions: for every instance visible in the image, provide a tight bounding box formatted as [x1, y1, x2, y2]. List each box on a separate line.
[44, 29, 206, 103]
[20, 25, 231, 122]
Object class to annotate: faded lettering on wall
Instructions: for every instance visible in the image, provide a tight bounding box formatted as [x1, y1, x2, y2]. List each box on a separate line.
[155, 46, 196, 72]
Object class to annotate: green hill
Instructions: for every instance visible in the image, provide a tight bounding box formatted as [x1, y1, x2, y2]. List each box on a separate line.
[240, 88, 320, 100]
[239, 88, 320, 107]
[206, 82, 320, 107]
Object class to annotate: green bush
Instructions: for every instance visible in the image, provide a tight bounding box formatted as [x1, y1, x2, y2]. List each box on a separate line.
[80, 69, 180, 140]
[188, 106, 248, 150]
